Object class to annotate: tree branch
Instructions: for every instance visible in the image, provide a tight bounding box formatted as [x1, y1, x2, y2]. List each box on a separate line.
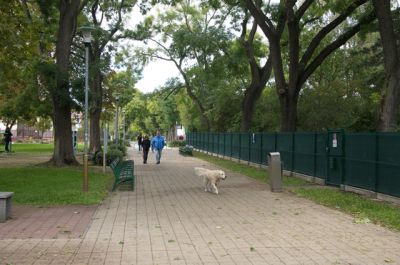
[300, 0, 368, 68]
[245, 0, 275, 39]
[299, 10, 376, 89]
[100, 0, 125, 52]
[295, 0, 313, 20]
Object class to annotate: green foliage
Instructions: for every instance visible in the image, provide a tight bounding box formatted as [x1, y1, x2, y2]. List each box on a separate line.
[168, 140, 186, 147]
[106, 149, 124, 164]
[0, 1, 54, 127]
[178, 145, 193, 156]
[0, 167, 112, 205]
[297, 33, 382, 132]
[108, 141, 127, 156]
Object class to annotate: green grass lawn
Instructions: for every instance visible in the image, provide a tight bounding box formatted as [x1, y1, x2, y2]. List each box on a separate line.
[194, 151, 307, 187]
[1, 143, 84, 153]
[5, 143, 54, 153]
[0, 167, 112, 205]
[193, 151, 400, 232]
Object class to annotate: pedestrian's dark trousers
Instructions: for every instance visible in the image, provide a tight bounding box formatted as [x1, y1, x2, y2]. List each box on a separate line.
[143, 150, 149, 163]
[4, 141, 10, 152]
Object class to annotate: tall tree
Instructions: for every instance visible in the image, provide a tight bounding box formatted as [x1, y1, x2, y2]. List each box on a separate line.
[137, 2, 234, 131]
[83, 0, 136, 153]
[372, 0, 400, 131]
[239, 6, 272, 132]
[245, 0, 376, 131]
[0, 1, 49, 132]
[52, 0, 81, 165]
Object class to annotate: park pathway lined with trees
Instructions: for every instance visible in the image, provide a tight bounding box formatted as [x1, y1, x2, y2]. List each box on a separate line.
[1, 147, 400, 264]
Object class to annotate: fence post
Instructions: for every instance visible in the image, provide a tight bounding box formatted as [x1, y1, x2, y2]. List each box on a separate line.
[230, 132, 233, 160]
[223, 133, 226, 159]
[291, 132, 295, 172]
[248, 133, 251, 165]
[239, 133, 241, 162]
[374, 132, 379, 192]
[260, 133, 263, 167]
[313, 132, 317, 177]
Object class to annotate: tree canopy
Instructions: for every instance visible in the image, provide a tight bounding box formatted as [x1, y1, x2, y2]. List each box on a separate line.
[1, 0, 400, 166]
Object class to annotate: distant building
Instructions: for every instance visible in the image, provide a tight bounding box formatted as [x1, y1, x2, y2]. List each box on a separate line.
[0, 121, 53, 141]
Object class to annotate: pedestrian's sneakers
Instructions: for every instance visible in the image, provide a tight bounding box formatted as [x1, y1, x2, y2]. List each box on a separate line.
[156, 161, 160, 164]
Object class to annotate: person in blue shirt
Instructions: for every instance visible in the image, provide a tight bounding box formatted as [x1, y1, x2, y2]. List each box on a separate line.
[151, 129, 165, 164]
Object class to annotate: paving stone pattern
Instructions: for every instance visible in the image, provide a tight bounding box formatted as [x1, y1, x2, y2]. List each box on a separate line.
[0, 146, 400, 264]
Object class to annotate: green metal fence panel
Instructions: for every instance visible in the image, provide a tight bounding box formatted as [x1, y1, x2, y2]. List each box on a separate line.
[344, 133, 376, 191]
[202, 133, 207, 152]
[315, 133, 327, 179]
[197, 133, 205, 151]
[186, 131, 400, 198]
[250, 133, 263, 164]
[210, 133, 216, 153]
[190, 133, 195, 147]
[377, 133, 400, 197]
[277, 133, 294, 170]
[262, 133, 276, 165]
[194, 133, 199, 148]
[217, 133, 224, 155]
[232, 133, 240, 159]
[209, 133, 213, 153]
[293, 133, 315, 176]
[240, 133, 250, 161]
[224, 133, 232, 157]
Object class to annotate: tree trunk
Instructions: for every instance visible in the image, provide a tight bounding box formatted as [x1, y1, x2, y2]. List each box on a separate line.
[51, 0, 80, 166]
[89, 69, 103, 154]
[90, 108, 101, 153]
[279, 92, 298, 132]
[373, 0, 400, 131]
[377, 69, 400, 131]
[52, 106, 76, 165]
[240, 83, 264, 132]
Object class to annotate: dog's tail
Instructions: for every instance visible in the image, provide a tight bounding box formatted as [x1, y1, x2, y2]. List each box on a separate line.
[194, 167, 206, 176]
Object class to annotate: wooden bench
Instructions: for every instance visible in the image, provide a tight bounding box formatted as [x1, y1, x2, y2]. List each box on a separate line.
[179, 145, 194, 156]
[110, 158, 134, 191]
[0, 192, 14, 222]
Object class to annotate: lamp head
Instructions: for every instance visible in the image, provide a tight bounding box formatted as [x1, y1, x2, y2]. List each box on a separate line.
[79, 25, 94, 44]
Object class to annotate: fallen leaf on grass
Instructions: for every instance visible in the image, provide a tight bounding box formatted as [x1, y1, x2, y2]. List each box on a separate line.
[353, 217, 371, 224]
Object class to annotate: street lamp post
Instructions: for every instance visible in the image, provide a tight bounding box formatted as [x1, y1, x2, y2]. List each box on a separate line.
[80, 25, 94, 192]
[122, 110, 126, 145]
[114, 95, 119, 145]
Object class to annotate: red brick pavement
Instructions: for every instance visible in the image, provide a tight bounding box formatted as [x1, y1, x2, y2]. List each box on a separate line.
[0, 205, 97, 239]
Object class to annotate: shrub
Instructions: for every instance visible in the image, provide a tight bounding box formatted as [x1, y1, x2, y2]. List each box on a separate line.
[167, 140, 186, 147]
[108, 142, 127, 156]
[106, 149, 123, 165]
[93, 151, 104, 165]
[179, 145, 193, 156]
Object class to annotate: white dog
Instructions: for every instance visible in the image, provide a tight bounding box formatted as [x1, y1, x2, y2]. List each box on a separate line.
[194, 167, 226, 194]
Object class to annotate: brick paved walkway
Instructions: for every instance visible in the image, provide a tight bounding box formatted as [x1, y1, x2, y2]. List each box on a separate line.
[1, 146, 400, 264]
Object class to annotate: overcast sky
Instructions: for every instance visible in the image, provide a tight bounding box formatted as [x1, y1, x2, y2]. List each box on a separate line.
[135, 59, 179, 94]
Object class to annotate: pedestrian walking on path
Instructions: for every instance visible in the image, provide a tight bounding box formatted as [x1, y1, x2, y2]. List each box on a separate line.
[151, 129, 165, 164]
[141, 135, 151, 164]
[137, 134, 142, 151]
[3, 127, 12, 152]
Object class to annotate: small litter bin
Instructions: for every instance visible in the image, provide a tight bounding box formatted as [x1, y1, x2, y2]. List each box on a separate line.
[268, 152, 283, 192]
